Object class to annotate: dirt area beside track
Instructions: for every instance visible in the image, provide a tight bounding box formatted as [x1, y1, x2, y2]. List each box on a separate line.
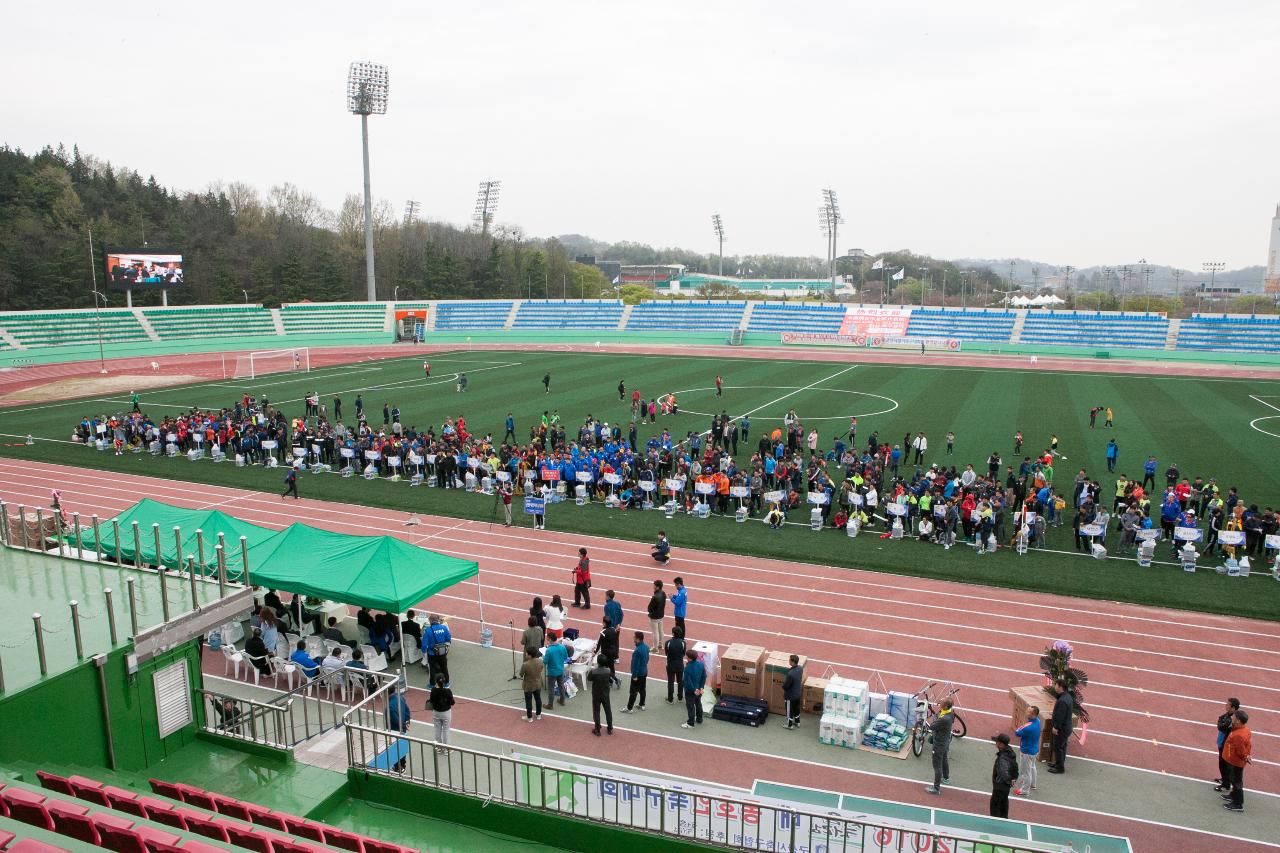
[0, 373, 202, 405]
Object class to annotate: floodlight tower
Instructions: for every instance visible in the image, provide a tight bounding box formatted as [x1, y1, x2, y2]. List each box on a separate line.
[473, 181, 501, 236]
[711, 214, 725, 276]
[347, 61, 389, 303]
[819, 189, 844, 294]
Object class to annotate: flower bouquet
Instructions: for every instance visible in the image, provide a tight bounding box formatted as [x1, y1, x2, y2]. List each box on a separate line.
[1039, 639, 1089, 720]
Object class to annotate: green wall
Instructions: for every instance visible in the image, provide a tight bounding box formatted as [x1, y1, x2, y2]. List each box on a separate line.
[346, 771, 720, 853]
[0, 641, 203, 771]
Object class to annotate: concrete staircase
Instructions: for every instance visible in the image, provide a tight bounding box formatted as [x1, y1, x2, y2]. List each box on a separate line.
[1009, 310, 1028, 344]
[269, 308, 286, 335]
[131, 308, 162, 342]
[1164, 317, 1182, 350]
[383, 302, 395, 333]
[738, 301, 756, 331]
[0, 328, 26, 350]
[618, 304, 634, 330]
[502, 301, 521, 330]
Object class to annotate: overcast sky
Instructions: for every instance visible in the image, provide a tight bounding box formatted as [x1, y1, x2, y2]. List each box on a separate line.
[3, 1, 1277, 270]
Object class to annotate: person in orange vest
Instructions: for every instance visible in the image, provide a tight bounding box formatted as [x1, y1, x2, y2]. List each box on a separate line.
[1221, 709, 1252, 812]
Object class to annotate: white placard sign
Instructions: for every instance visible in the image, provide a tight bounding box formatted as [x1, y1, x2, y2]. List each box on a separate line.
[1266, 534, 1280, 549]
[408, 453, 424, 465]
[576, 471, 593, 483]
[849, 493, 864, 507]
[1173, 526, 1202, 542]
[885, 503, 907, 516]
[496, 471, 511, 482]
[1135, 528, 1161, 541]
[729, 486, 751, 499]
[469, 458, 481, 469]
[292, 447, 306, 458]
[694, 481, 716, 495]
[426, 454, 437, 464]
[664, 478, 686, 492]
[1080, 523, 1104, 537]
[387, 456, 402, 468]
[340, 447, 355, 459]
[1217, 529, 1246, 546]
[603, 473, 622, 485]
[764, 490, 785, 504]
[638, 481, 656, 493]
[807, 492, 828, 506]
[364, 450, 381, 461]
[262, 440, 278, 451]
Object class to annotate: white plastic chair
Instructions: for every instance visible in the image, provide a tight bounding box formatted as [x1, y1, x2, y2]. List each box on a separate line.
[222, 622, 245, 645]
[271, 656, 297, 690]
[305, 635, 324, 658]
[359, 643, 388, 673]
[221, 644, 244, 680]
[245, 653, 272, 686]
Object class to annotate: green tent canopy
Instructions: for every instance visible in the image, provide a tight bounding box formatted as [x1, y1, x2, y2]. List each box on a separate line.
[79, 498, 277, 576]
[245, 523, 479, 612]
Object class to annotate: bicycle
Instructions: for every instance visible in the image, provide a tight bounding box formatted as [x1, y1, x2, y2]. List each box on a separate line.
[910, 681, 968, 757]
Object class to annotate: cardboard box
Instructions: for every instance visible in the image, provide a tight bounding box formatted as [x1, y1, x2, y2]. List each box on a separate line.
[1010, 685, 1080, 762]
[763, 652, 809, 714]
[802, 676, 829, 714]
[720, 643, 767, 699]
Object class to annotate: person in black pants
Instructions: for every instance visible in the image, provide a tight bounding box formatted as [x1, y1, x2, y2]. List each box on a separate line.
[1047, 680, 1075, 773]
[624, 632, 648, 713]
[664, 627, 686, 703]
[597, 617, 620, 688]
[1214, 698, 1242, 790]
[990, 733, 1018, 818]
[587, 654, 614, 735]
[282, 468, 299, 500]
[782, 655, 804, 729]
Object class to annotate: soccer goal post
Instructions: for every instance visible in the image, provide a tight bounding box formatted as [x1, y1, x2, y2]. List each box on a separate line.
[231, 347, 310, 380]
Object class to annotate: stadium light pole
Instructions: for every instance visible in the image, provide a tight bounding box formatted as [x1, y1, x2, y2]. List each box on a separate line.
[473, 181, 501, 236]
[711, 214, 725, 277]
[820, 190, 843, 296]
[347, 61, 389, 303]
[1202, 261, 1225, 314]
[86, 225, 108, 375]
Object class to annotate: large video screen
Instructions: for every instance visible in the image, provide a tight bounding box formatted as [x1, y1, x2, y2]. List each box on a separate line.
[105, 249, 184, 288]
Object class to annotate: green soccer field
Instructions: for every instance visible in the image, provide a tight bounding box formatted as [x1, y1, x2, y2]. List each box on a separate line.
[3, 349, 1279, 620]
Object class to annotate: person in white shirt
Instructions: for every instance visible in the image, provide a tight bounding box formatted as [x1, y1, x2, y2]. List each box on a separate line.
[321, 646, 347, 688]
[543, 594, 568, 640]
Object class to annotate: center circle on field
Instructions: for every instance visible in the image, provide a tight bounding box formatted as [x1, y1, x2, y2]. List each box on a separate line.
[670, 385, 898, 420]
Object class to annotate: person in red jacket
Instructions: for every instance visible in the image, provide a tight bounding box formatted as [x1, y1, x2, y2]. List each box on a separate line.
[572, 547, 592, 609]
[1221, 710, 1252, 812]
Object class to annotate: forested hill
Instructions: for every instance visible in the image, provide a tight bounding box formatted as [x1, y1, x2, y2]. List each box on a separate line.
[0, 144, 611, 311]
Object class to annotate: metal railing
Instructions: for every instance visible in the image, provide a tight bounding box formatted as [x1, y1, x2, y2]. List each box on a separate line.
[341, 721, 1058, 853]
[198, 688, 291, 748]
[202, 665, 401, 748]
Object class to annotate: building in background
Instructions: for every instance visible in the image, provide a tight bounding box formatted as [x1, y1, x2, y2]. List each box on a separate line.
[1266, 203, 1280, 294]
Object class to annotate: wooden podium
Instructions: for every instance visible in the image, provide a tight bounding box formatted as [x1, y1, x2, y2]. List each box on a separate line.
[1009, 685, 1079, 762]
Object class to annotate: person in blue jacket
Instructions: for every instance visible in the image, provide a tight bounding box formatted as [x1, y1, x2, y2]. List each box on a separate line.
[624, 632, 649, 713]
[543, 639, 570, 708]
[1105, 439, 1119, 473]
[680, 649, 706, 729]
[671, 577, 688, 634]
[290, 640, 319, 680]
[1013, 706, 1042, 796]
[422, 614, 452, 687]
[603, 589, 623, 628]
[1142, 455, 1158, 492]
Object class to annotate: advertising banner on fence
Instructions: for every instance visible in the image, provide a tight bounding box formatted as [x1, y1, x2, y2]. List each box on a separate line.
[838, 306, 912, 336]
[780, 332, 961, 352]
[510, 755, 1007, 852]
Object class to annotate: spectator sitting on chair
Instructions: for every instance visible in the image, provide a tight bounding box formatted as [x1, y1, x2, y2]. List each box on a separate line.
[347, 648, 372, 692]
[290, 640, 319, 680]
[401, 609, 423, 647]
[322, 617, 347, 644]
[290, 595, 323, 635]
[244, 627, 274, 678]
[263, 589, 289, 621]
[320, 646, 346, 689]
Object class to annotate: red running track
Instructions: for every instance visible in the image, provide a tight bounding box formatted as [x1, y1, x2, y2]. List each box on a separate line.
[2, 457, 1276, 797]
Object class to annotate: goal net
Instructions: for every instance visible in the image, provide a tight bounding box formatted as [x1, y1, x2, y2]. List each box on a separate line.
[231, 347, 310, 380]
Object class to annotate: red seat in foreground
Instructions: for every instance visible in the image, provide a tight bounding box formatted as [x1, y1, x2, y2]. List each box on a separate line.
[9, 840, 71, 853]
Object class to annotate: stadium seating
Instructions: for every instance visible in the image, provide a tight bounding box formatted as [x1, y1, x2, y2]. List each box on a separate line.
[745, 303, 846, 333]
[904, 309, 1016, 342]
[625, 301, 745, 331]
[1019, 311, 1168, 348]
[7, 769, 419, 853]
[279, 303, 387, 335]
[432, 301, 512, 330]
[510, 300, 623, 329]
[142, 307, 276, 340]
[0, 310, 151, 348]
[1175, 314, 1280, 352]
